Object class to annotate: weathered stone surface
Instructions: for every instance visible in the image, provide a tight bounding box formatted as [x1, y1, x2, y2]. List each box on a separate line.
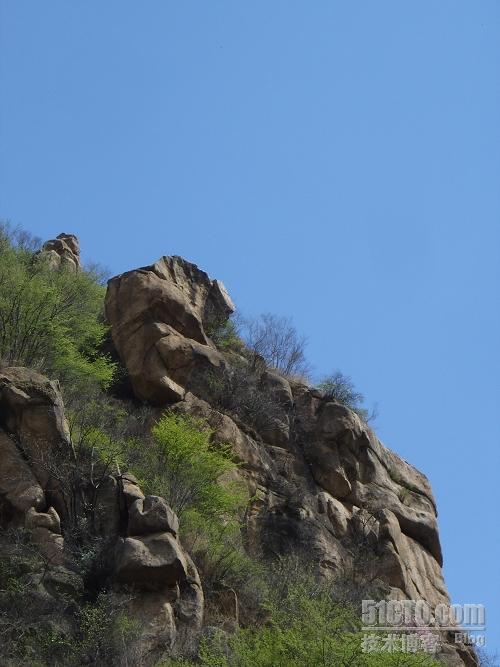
[36, 233, 81, 271]
[25, 506, 61, 534]
[0, 430, 45, 516]
[0, 367, 71, 488]
[128, 496, 180, 538]
[105, 256, 233, 404]
[115, 532, 188, 587]
[0, 233, 479, 666]
[260, 370, 293, 408]
[31, 526, 65, 565]
[103, 253, 479, 663]
[124, 590, 178, 659]
[0, 365, 205, 664]
[121, 472, 145, 507]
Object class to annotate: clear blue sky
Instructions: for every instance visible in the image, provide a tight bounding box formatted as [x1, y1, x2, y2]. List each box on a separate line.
[1, 0, 499, 652]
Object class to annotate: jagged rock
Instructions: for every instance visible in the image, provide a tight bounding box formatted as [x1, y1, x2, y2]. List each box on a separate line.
[0, 365, 205, 665]
[0, 367, 71, 489]
[124, 590, 178, 657]
[103, 254, 479, 664]
[128, 496, 180, 537]
[121, 472, 145, 507]
[25, 506, 61, 534]
[30, 526, 65, 565]
[0, 231, 479, 666]
[175, 552, 204, 627]
[93, 474, 123, 536]
[0, 430, 45, 517]
[105, 256, 234, 404]
[36, 233, 81, 271]
[115, 532, 189, 587]
[260, 370, 293, 408]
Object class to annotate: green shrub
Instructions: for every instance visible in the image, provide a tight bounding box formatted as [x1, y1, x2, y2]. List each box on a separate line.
[157, 556, 441, 667]
[198, 575, 441, 667]
[206, 316, 245, 353]
[136, 413, 244, 521]
[132, 413, 256, 613]
[0, 222, 115, 388]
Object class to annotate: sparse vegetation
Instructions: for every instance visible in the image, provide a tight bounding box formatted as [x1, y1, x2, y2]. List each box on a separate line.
[0, 225, 449, 666]
[205, 315, 244, 354]
[196, 360, 285, 432]
[239, 313, 311, 379]
[160, 556, 442, 667]
[0, 528, 141, 666]
[318, 370, 378, 423]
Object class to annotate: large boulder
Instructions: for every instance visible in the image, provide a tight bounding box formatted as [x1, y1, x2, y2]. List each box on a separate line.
[128, 496, 180, 538]
[115, 532, 188, 587]
[0, 367, 71, 519]
[36, 233, 81, 271]
[0, 430, 45, 519]
[105, 256, 234, 404]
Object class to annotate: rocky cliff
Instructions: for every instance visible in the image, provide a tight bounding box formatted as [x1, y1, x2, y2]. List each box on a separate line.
[105, 253, 477, 666]
[0, 367, 203, 664]
[0, 237, 478, 666]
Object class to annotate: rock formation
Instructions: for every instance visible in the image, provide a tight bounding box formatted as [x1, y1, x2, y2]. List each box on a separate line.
[0, 238, 478, 665]
[105, 254, 478, 667]
[0, 367, 203, 664]
[36, 232, 81, 271]
[105, 255, 234, 404]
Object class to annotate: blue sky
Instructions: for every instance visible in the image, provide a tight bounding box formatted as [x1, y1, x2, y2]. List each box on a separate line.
[1, 0, 499, 652]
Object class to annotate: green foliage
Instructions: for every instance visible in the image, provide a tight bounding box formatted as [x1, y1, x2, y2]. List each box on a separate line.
[0, 528, 141, 666]
[159, 558, 441, 667]
[199, 583, 439, 666]
[182, 509, 264, 604]
[206, 316, 244, 353]
[76, 593, 141, 665]
[132, 412, 254, 604]
[139, 413, 244, 521]
[318, 370, 378, 424]
[0, 222, 115, 388]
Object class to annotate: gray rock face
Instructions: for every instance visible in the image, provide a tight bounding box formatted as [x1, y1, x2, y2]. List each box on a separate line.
[105, 255, 234, 403]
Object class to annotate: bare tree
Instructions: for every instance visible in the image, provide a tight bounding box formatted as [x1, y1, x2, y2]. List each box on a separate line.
[241, 313, 311, 379]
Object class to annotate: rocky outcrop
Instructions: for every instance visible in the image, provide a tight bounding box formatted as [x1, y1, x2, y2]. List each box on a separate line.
[36, 233, 81, 271]
[105, 256, 234, 404]
[105, 254, 478, 667]
[0, 366, 203, 665]
[0, 239, 477, 665]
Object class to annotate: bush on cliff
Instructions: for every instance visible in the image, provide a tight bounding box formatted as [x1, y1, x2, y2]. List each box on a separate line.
[239, 312, 310, 379]
[318, 370, 378, 423]
[162, 558, 442, 667]
[0, 222, 114, 388]
[132, 413, 256, 601]
[138, 413, 243, 521]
